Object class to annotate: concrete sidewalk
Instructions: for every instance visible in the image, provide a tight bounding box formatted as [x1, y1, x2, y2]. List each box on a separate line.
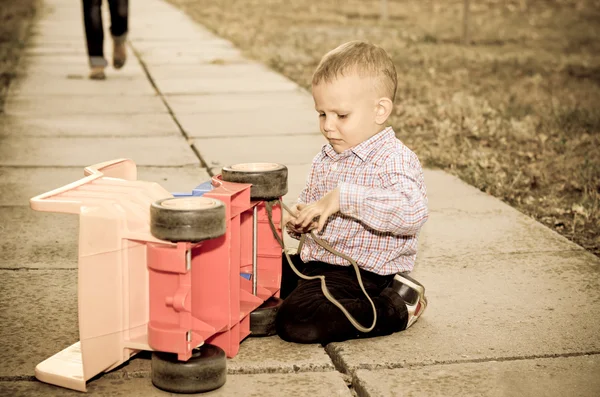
[0, 0, 599, 396]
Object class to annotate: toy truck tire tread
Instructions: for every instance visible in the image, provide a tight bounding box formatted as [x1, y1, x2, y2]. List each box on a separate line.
[151, 197, 226, 242]
[250, 297, 283, 336]
[151, 344, 227, 393]
[221, 163, 288, 200]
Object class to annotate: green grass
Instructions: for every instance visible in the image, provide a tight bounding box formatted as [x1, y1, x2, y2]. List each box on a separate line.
[168, 0, 600, 255]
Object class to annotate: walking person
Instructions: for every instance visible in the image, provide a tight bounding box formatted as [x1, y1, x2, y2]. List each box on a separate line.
[82, 0, 129, 80]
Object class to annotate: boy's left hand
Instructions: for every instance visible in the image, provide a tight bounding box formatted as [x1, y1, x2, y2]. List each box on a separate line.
[294, 187, 340, 233]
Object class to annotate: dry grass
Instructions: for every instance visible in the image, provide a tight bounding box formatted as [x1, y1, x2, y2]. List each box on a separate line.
[169, 0, 600, 256]
[0, 0, 37, 111]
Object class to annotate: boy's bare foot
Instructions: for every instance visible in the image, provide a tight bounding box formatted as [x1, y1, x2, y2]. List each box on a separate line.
[89, 66, 106, 80]
[113, 39, 127, 69]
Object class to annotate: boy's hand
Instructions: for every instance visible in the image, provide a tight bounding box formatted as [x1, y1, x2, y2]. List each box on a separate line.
[281, 203, 298, 227]
[284, 204, 316, 234]
[294, 187, 341, 233]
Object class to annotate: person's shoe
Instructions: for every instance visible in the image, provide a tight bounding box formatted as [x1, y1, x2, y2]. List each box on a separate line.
[89, 66, 106, 80]
[391, 273, 428, 329]
[113, 39, 127, 69]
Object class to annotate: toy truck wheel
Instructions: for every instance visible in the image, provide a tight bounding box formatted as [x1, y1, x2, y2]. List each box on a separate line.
[151, 344, 226, 393]
[250, 297, 283, 336]
[221, 163, 288, 200]
[150, 197, 226, 242]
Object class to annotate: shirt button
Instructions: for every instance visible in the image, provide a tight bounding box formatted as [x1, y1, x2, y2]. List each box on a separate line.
[331, 163, 338, 171]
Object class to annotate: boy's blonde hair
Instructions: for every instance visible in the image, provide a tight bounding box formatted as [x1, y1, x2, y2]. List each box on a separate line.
[312, 41, 397, 102]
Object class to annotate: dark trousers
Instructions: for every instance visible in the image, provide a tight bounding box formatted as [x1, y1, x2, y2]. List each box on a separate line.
[82, 0, 128, 66]
[275, 254, 408, 344]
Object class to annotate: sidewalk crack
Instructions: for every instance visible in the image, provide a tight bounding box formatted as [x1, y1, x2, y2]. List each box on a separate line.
[128, 44, 213, 176]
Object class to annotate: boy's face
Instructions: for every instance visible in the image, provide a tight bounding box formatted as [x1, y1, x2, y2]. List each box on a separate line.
[312, 73, 383, 154]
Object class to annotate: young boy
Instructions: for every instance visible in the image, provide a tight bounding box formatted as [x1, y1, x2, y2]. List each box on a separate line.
[275, 41, 429, 344]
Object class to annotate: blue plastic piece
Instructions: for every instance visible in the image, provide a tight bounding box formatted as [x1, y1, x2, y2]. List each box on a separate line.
[172, 180, 214, 197]
[240, 273, 252, 281]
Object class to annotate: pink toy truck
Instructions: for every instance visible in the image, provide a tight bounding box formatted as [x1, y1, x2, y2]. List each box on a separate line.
[30, 158, 288, 393]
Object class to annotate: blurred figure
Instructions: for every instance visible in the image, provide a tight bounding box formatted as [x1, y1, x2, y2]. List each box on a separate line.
[82, 0, 128, 80]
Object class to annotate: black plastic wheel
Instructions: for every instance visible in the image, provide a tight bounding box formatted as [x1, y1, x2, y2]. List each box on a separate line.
[250, 297, 283, 336]
[151, 344, 226, 394]
[221, 163, 288, 200]
[150, 197, 226, 242]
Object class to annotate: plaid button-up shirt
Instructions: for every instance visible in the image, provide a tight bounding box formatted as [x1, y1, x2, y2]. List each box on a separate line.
[292, 127, 428, 275]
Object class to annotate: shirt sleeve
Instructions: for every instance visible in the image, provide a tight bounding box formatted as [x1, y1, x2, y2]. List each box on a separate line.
[338, 154, 428, 236]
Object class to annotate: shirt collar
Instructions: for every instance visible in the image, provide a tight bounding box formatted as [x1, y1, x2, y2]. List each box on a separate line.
[322, 126, 395, 162]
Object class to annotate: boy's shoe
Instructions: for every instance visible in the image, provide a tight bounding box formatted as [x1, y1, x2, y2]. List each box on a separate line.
[89, 66, 106, 80]
[390, 273, 428, 329]
[113, 39, 127, 69]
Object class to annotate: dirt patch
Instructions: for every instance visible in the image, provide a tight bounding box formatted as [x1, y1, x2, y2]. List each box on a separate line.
[0, 0, 37, 112]
[168, 0, 600, 256]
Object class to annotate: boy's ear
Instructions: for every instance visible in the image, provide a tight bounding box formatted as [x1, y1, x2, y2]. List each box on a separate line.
[375, 97, 394, 125]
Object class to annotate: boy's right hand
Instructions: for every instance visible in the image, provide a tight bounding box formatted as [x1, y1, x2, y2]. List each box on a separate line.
[284, 204, 317, 234]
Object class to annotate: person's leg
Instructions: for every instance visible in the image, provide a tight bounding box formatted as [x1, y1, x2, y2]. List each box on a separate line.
[276, 262, 407, 344]
[107, 0, 128, 68]
[82, 0, 107, 78]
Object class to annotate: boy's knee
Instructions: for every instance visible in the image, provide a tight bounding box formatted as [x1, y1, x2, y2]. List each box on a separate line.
[275, 301, 322, 344]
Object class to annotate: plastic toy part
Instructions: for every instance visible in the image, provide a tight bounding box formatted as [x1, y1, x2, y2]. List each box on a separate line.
[150, 197, 226, 242]
[249, 297, 283, 336]
[151, 344, 226, 394]
[29, 159, 285, 392]
[30, 159, 170, 392]
[221, 163, 288, 200]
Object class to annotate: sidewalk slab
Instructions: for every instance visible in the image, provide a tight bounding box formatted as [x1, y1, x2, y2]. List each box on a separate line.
[142, 62, 277, 80]
[130, 20, 216, 41]
[0, 210, 77, 269]
[417, 203, 583, 259]
[4, 95, 167, 116]
[0, 166, 210, 206]
[133, 42, 237, 56]
[0, 114, 179, 137]
[0, 136, 199, 167]
[155, 75, 299, 95]
[178, 110, 318, 138]
[165, 91, 314, 114]
[194, 135, 324, 171]
[17, 54, 103, 66]
[30, 26, 83, 40]
[326, 250, 600, 372]
[25, 45, 87, 55]
[17, 62, 143, 79]
[0, 269, 78, 378]
[129, 27, 215, 40]
[353, 355, 600, 397]
[9, 75, 155, 96]
[0, 372, 352, 397]
[131, 37, 234, 51]
[229, 337, 335, 374]
[143, 62, 298, 93]
[418, 169, 585, 258]
[138, 48, 244, 65]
